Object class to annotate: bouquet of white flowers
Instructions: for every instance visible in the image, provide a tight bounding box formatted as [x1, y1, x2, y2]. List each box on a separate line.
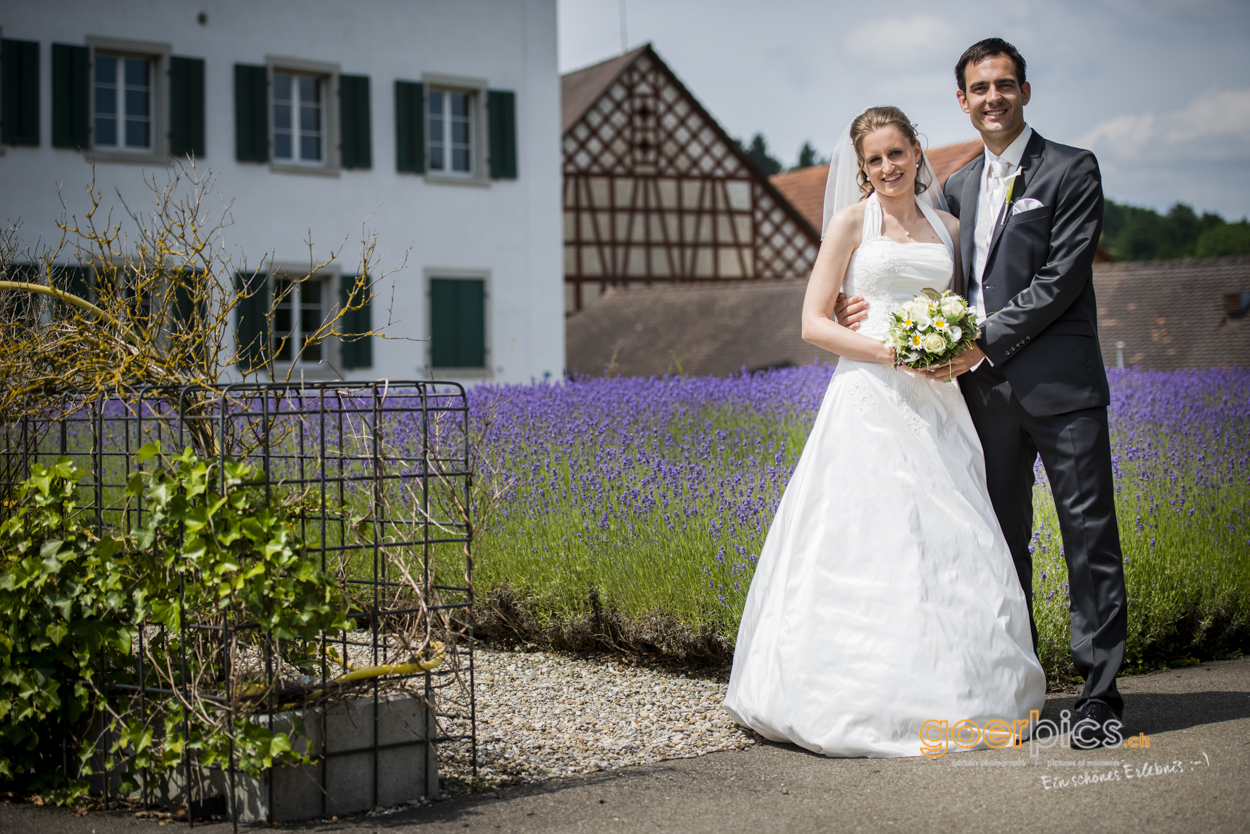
[885, 289, 981, 370]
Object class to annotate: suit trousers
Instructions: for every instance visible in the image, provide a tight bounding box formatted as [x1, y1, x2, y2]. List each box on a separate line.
[960, 362, 1127, 717]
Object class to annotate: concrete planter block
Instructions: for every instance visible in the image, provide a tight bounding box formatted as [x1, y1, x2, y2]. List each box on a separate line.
[92, 691, 438, 823]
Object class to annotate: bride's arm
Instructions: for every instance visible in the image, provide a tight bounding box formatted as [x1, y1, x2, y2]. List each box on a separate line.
[801, 206, 896, 364]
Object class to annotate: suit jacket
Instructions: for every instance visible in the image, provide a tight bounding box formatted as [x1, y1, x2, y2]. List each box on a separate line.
[943, 130, 1111, 417]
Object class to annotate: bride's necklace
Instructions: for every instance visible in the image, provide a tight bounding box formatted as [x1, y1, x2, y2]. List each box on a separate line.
[882, 204, 922, 242]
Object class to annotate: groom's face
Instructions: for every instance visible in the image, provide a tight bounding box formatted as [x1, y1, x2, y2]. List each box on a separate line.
[957, 55, 1031, 143]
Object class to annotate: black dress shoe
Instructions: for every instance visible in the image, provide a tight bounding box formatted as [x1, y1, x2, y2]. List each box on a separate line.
[1070, 702, 1121, 750]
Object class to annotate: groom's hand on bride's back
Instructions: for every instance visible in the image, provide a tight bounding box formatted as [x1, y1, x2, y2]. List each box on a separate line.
[834, 293, 868, 330]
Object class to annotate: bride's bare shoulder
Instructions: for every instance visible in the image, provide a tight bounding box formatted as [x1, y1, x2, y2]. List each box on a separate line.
[932, 207, 959, 238]
[824, 201, 866, 243]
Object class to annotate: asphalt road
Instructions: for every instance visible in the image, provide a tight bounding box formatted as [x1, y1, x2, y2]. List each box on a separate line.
[3, 657, 1247, 834]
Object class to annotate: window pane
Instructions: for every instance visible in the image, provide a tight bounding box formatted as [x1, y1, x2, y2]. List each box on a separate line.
[95, 117, 117, 146]
[95, 86, 116, 115]
[273, 102, 291, 130]
[429, 145, 444, 171]
[453, 148, 470, 172]
[273, 73, 291, 101]
[125, 88, 149, 118]
[451, 93, 470, 118]
[299, 76, 319, 104]
[428, 90, 443, 115]
[95, 55, 116, 84]
[273, 279, 293, 361]
[299, 104, 319, 132]
[451, 120, 469, 144]
[300, 134, 321, 161]
[300, 282, 322, 361]
[274, 133, 292, 159]
[125, 119, 149, 148]
[124, 58, 147, 88]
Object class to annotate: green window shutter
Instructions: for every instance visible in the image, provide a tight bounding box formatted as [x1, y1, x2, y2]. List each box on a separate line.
[2, 39, 40, 145]
[394, 80, 424, 173]
[173, 269, 208, 366]
[54, 264, 92, 300]
[430, 278, 485, 368]
[487, 89, 517, 180]
[234, 270, 269, 371]
[339, 74, 371, 169]
[234, 63, 268, 162]
[51, 43, 89, 149]
[338, 273, 372, 369]
[173, 269, 207, 328]
[170, 56, 206, 158]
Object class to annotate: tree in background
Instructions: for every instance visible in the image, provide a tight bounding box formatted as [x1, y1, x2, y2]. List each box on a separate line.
[743, 133, 782, 176]
[792, 141, 827, 171]
[1196, 221, 1250, 258]
[1102, 200, 1250, 260]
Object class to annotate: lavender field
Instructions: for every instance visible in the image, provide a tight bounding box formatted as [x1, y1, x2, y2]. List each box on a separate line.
[467, 365, 1250, 676]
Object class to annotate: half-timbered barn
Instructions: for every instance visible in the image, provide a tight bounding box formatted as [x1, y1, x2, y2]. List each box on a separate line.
[560, 44, 820, 313]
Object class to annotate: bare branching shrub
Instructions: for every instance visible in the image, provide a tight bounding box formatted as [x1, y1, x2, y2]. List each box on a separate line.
[0, 162, 398, 451]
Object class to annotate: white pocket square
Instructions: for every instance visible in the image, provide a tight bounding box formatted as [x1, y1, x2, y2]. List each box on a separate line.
[1012, 197, 1045, 214]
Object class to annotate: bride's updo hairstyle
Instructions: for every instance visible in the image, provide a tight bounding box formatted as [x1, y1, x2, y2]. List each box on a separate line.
[850, 106, 929, 200]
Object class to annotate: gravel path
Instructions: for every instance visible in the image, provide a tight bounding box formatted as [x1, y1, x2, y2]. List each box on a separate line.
[437, 647, 757, 793]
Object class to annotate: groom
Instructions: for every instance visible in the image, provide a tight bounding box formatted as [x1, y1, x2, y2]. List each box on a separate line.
[839, 38, 1127, 748]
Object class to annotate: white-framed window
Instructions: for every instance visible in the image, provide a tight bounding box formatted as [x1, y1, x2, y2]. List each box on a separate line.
[272, 71, 325, 165]
[272, 275, 328, 363]
[428, 88, 474, 176]
[93, 54, 153, 152]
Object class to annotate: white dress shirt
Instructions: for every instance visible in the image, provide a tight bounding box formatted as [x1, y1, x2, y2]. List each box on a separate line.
[969, 125, 1033, 323]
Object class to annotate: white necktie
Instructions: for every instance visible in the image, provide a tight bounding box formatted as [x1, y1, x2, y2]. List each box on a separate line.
[971, 159, 1010, 321]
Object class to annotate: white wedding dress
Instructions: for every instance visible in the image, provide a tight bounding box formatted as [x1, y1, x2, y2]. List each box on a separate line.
[723, 194, 1046, 757]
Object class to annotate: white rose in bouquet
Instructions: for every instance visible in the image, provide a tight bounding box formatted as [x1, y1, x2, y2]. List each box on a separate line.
[921, 332, 946, 353]
[940, 297, 965, 318]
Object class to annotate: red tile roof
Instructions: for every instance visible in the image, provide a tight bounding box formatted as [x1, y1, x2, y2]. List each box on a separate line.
[926, 139, 985, 184]
[768, 166, 829, 236]
[1094, 255, 1250, 369]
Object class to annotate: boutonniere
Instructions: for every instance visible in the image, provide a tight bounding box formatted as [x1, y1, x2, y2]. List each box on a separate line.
[1001, 169, 1024, 227]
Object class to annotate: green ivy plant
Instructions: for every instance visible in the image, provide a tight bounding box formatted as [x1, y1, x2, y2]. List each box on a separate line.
[0, 445, 350, 803]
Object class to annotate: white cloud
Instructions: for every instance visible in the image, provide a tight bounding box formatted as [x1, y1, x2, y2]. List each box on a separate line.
[1078, 88, 1250, 163]
[844, 16, 963, 67]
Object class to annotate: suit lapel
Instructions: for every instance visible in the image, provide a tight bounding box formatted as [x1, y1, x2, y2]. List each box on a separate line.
[959, 155, 983, 298]
[984, 131, 1046, 270]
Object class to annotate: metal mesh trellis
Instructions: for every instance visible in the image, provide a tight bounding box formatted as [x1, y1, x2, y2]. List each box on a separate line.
[0, 380, 475, 824]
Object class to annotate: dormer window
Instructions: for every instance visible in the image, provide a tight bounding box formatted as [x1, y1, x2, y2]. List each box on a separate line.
[1224, 292, 1250, 320]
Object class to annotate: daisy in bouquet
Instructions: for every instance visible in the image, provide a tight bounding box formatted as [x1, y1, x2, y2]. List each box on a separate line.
[886, 289, 980, 372]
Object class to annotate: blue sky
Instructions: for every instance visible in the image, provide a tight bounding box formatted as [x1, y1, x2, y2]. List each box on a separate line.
[558, 0, 1250, 220]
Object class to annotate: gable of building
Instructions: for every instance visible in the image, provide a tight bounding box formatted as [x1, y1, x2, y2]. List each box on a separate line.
[561, 44, 820, 311]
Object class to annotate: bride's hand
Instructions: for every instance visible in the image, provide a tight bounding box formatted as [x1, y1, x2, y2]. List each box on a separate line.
[924, 344, 987, 380]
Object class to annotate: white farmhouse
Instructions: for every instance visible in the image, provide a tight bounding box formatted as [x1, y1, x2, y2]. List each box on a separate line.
[0, 0, 563, 385]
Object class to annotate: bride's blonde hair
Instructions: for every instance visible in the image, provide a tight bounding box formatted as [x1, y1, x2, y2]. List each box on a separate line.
[850, 106, 929, 199]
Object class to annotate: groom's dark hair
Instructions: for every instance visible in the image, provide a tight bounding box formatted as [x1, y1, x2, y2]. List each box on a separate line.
[956, 38, 1027, 92]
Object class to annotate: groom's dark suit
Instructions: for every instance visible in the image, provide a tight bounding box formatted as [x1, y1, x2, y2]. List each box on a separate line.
[943, 130, 1128, 717]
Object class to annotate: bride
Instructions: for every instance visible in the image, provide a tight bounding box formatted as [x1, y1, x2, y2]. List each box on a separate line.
[722, 106, 1045, 757]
